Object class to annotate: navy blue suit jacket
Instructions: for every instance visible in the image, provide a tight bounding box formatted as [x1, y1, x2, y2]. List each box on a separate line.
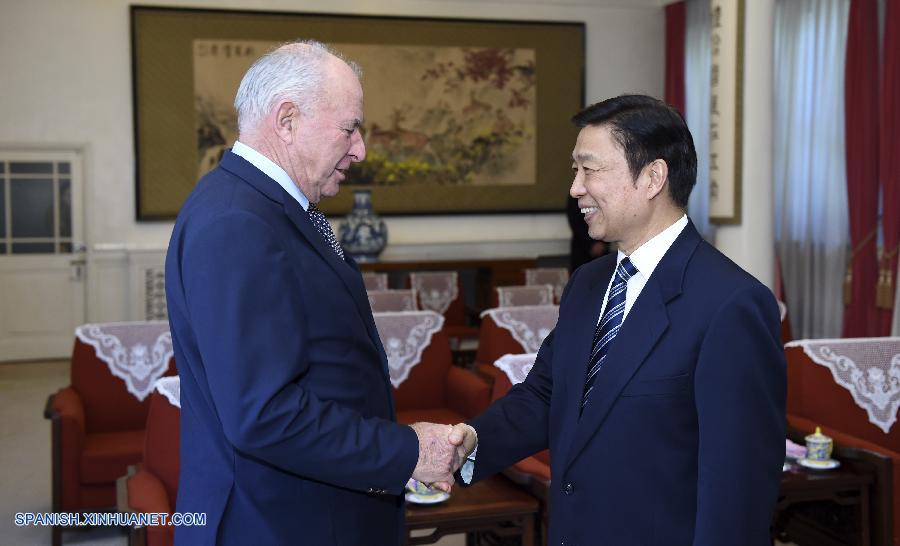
[468, 221, 786, 546]
[165, 152, 419, 545]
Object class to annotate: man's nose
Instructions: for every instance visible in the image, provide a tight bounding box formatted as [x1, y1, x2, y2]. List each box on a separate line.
[350, 130, 366, 162]
[570, 172, 584, 198]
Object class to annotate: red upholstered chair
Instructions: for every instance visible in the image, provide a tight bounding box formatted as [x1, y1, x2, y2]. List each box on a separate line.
[475, 313, 526, 400]
[492, 285, 555, 308]
[409, 271, 479, 346]
[362, 271, 388, 291]
[785, 341, 899, 545]
[367, 289, 418, 312]
[44, 324, 176, 546]
[474, 306, 558, 401]
[122, 384, 181, 546]
[391, 328, 491, 426]
[524, 267, 569, 304]
[488, 354, 551, 542]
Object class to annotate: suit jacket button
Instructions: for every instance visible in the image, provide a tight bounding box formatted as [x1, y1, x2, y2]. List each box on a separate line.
[563, 482, 574, 495]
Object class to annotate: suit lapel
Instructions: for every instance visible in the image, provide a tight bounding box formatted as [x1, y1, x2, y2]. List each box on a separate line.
[220, 152, 390, 381]
[552, 256, 616, 474]
[562, 280, 669, 471]
[560, 221, 702, 472]
[280, 203, 384, 341]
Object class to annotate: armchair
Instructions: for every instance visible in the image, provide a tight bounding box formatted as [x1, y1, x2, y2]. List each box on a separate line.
[785, 339, 898, 545]
[380, 314, 490, 425]
[489, 353, 551, 544]
[120, 383, 181, 546]
[44, 323, 175, 546]
[474, 306, 558, 401]
[492, 285, 555, 308]
[409, 271, 479, 346]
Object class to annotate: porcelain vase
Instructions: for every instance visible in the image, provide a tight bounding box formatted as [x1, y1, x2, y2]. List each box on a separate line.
[338, 190, 388, 262]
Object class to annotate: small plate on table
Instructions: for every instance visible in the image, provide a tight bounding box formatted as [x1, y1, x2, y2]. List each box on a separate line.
[797, 457, 841, 470]
[405, 491, 450, 505]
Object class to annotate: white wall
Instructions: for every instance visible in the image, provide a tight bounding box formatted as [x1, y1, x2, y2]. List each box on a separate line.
[0, 0, 663, 319]
[0, 0, 663, 248]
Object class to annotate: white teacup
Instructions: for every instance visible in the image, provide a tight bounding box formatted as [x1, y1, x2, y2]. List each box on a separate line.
[804, 426, 833, 461]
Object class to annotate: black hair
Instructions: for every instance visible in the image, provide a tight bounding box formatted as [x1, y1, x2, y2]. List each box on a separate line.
[572, 95, 697, 208]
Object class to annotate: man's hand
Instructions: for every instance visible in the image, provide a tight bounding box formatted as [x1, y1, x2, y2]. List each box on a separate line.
[448, 423, 477, 462]
[410, 422, 457, 492]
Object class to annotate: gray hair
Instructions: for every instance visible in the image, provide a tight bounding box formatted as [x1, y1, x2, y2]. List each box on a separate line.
[234, 40, 362, 133]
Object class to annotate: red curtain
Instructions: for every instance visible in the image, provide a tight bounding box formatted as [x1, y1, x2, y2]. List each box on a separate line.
[665, 2, 686, 115]
[842, 0, 880, 337]
[878, 0, 900, 334]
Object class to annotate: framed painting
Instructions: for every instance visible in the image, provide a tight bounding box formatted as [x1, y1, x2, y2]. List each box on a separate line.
[131, 6, 584, 218]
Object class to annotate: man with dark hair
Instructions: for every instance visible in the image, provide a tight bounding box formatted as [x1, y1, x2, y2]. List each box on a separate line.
[451, 94, 785, 545]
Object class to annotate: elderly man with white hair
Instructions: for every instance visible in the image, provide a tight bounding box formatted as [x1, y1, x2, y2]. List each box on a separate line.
[165, 41, 462, 545]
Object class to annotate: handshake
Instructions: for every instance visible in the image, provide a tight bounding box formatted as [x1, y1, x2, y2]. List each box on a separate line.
[409, 422, 478, 492]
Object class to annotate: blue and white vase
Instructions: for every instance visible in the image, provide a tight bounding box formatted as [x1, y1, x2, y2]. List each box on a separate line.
[338, 190, 388, 262]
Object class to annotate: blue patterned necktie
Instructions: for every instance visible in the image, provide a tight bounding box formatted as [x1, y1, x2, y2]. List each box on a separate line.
[581, 257, 638, 411]
[308, 203, 345, 260]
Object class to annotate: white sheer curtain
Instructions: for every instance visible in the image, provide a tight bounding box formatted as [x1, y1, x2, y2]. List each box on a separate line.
[684, 0, 713, 241]
[774, 0, 850, 339]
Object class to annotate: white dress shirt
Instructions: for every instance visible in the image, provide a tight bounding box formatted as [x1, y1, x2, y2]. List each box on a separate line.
[231, 141, 310, 211]
[460, 214, 689, 484]
[598, 214, 688, 323]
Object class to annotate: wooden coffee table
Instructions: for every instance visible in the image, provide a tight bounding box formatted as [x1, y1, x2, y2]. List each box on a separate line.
[405, 475, 539, 546]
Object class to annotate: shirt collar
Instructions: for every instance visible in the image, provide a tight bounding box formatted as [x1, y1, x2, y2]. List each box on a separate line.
[617, 214, 689, 279]
[231, 140, 310, 211]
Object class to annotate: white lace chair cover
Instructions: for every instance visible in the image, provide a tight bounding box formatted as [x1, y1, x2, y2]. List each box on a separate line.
[493, 353, 538, 385]
[777, 300, 787, 322]
[368, 289, 418, 312]
[362, 272, 388, 291]
[409, 271, 458, 315]
[373, 311, 445, 387]
[496, 285, 554, 307]
[155, 376, 181, 409]
[525, 268, 569, 302]
[75, 321, 173, 402]
[786, 337, 900, 433]
[480, 305, 559, 353]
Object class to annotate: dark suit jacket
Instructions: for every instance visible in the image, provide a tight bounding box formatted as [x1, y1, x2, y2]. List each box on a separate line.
[468, 221, 786, 546]
[165, 151, 418, 545]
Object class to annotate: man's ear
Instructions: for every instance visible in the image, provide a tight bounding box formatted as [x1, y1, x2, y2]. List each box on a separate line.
[645, 159, 669, 200]
[273, 101, 298, 143]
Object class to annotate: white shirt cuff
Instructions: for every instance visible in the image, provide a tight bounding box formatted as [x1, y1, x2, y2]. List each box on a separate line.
[460, 446, 477, 484]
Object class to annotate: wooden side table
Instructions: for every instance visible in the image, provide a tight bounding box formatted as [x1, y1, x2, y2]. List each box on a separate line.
[775, 428, 893, 545]
[776, 460, 874, 545]
[405, 475, 539, 546]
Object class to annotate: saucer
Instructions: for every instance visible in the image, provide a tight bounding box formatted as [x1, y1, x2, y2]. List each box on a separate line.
[405, 491, 450, 505]
[797, 457, 841, 470]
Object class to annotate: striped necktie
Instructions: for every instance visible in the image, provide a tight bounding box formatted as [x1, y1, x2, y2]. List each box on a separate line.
[307, 203, 345, 260]
[581, 257, 638, 410]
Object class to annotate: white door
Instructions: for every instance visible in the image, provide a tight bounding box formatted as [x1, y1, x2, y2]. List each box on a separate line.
[0, 150, 86, 361]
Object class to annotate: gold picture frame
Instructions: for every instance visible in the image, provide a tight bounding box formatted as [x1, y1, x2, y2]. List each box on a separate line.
[131, 6, 585, 219]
